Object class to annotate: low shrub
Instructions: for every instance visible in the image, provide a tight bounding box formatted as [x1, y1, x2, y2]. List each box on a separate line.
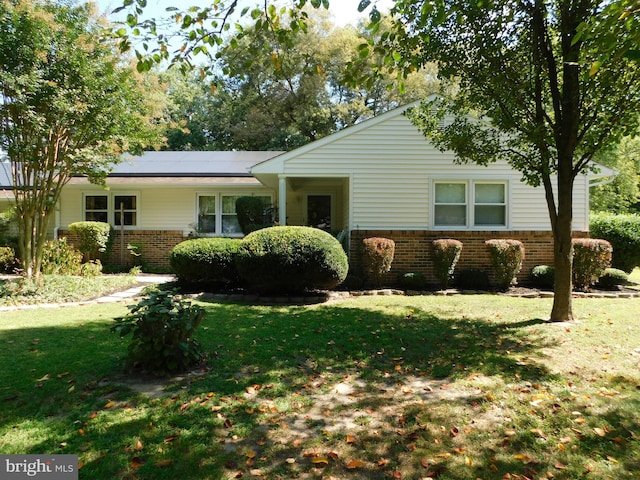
[68, 221, 113, 261]
[432, 239, 463, 289]
[0, 246, 17, 273]
[572, 238, 612, 290]
[112, 289, 206, 374]
[80, 260, 103, 277]
[362, 237, 395, 287]
[170, 238, 242, 285]
[485, 239, 525, 291]
[455, 268, 491, 290]
[590, 213, 640, 273]
[530, 265, 555, 289]
[236, 226, 348, 293]
[397, 272, 428, 290]
[41, 238, 82, 275]
[596, 268, 629, 290]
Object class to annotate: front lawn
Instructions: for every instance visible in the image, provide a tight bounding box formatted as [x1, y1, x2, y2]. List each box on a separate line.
[1, 295, 639, 479]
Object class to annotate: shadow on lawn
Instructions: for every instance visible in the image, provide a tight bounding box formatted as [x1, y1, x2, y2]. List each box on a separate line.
[0, 299, 562, 479]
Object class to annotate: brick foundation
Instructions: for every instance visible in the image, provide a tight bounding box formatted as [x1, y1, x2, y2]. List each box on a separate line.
[59, 229, 186, 270]
[350, 230, 589, 287]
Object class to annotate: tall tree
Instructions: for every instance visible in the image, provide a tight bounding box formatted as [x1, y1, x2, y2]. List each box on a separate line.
[0, 0, 164, 277]
[370, 0, 639, 322]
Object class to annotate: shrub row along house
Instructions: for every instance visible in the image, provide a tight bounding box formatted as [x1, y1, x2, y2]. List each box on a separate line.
[0, 101, 615, 284]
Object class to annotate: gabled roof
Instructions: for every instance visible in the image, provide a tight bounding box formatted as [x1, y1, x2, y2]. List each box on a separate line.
[250, 100, 423, 174]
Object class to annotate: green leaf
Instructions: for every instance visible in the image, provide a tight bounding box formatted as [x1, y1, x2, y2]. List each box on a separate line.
[358, 0, 371, 13]
[370, 6, 381, 24]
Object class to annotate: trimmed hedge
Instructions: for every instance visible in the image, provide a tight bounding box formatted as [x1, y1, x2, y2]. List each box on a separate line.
[596, 268, 629, 290]
[530, 265, 555, 289]
[170, 238, 242, 284]
[397, 272, 428, 290]
[485, 239, 525, 291]
[236, 226, 348, 293]
[362, 237, 395, 287]
[590, 213, 640, 273]
[572, 238, 612, 290]
[432, 239, 463, 289]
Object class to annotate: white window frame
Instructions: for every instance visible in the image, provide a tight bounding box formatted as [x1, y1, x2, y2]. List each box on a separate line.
[196, 192, 273, 237]
[432, 179, 509, 230]
[82, 192, 140, 229]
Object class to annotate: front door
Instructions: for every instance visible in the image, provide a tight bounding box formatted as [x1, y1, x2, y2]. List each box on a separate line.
[307, 194, 332, 231]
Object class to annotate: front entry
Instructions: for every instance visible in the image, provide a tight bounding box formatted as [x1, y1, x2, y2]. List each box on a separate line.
[306, 194, 332, 231]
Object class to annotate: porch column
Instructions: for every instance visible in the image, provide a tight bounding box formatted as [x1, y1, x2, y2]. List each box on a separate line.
[278, 175, 287, 226]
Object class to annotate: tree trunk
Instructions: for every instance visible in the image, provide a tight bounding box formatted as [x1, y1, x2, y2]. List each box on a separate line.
[549, 159, 575, 322]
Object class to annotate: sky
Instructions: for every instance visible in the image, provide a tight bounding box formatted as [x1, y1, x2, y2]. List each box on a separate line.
[96, 0, 394, 27]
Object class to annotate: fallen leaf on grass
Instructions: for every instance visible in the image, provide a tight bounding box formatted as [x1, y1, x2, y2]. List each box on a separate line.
[593, 427, 606, 437]
[346, 435, 356, 444]
[155, 460, 173, 468]
[104, 401, 116, 409]
[513, 454, 535, 464]
[346, 460, 365, 469]
[311, 456, 329, 466]
[130, 457, 144, 469]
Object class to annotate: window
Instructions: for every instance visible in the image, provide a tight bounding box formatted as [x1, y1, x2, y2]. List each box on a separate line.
[114, 195, 137, 226]
[83, 193, 138, 227]
[198, 196, 216, 234]
[434, 183, 467, 226]
[85, 195, 108, 223]
[433, 181, 507, 228]
[198, 194, 271, 236]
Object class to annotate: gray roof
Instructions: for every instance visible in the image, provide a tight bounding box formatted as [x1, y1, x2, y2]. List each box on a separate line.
[109, 151, 284, 177]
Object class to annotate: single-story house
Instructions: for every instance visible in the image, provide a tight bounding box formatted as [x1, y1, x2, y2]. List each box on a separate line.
[1, 101, 615, 283]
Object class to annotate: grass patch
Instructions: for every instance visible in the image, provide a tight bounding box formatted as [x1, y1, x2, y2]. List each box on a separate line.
[1, 295, 639, 479]
[0, 274, 139, 306]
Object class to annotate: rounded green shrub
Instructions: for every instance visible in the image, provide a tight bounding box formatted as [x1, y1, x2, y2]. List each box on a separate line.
[0, 246, 17, 274]
[236, 226, 348, 293]
[530, 265, 555, 289]
[590, 213, 640, 273]
[596, 268, 629, 290]
[397, 272, 428, 290]
[455, 268, 491, 290]
[41, 238, 82, 275]
[170, 238, 241, 284]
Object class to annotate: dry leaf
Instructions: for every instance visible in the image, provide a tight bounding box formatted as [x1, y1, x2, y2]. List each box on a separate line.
[311, 456, 329, 466]
[155, 460, 173, 467]
[346, 435, 356, 444]
[346, 460, 365, 469]
[593, 427, 606, 437]
[130, 457, 144, 469]
[104, 401, 116, 409]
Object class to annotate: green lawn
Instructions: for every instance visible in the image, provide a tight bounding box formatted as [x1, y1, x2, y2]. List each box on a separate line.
[1, 294, 639, 479]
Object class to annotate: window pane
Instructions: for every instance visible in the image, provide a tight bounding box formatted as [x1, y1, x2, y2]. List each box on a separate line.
[86, 212, 108, 223]
[199, 196, 216, 215]
[435, 183, 465, 203]
[115, 212, 137, 226]
[85, 195, 107, 210]
[475, 184, 505, 203]
[198, 216, 216, 233]
[475, 206, 506, 226]
[114, 195, 136, 210]
[222, 216, 242, 234]
[434, 205, 466, 226]
[222, 196, 239, 214]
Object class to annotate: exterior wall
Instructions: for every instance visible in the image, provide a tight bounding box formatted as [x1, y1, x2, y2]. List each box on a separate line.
[59, 229, 187, 270]
[350, 229, 590, 287]
[254, 110, 591, 232]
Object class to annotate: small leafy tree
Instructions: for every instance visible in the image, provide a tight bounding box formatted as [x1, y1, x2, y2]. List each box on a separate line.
[112, 289, 206, 374]
[0, 1, 164, 277]
[432, 239, 463, 289]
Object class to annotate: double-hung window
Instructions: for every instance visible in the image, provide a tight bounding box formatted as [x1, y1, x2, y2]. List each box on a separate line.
[83, 193, 138, 227]
[197, 194, 271, 236]
[433, 181, 507, 228]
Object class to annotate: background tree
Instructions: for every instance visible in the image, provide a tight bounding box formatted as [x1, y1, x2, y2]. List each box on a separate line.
[0, 0, 165, 277]
[161, 9, 437, 151]
[370, 0, 640, 322]
[590, 136, 640, 213]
